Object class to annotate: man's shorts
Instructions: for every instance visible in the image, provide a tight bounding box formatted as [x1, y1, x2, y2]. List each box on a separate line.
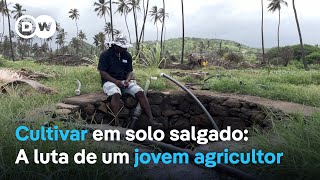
[103, 80, 144, 97]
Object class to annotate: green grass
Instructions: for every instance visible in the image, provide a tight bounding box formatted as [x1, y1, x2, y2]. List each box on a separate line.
[248, 113, 320, 179]
[202, 68, 320, 107]
[1, 58, 320, 178]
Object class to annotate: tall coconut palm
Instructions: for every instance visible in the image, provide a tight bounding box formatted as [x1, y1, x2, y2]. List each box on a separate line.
[68, 8, 80, 37]
[292, 0, 308, 70]
[0, 0, 9, 42]
[138, 0, 149, 44]
[94, 0, 110, 25]
[11, 3, 25, 20]
[261, 0, 265, 64]
[181, 0, 185, 64]
[114, 0, 132, 43]
[149, 6, 160, 41]
[268, 0, 288, 64]
[104, 22, 114, 41]
[79, 30, 87, 56]
[4, 0, 14, 61]
[127, 0, 141, 55]
[109, 0, 114, 40]
[160, 0, 165, 57]
[158, 7, 168, 57]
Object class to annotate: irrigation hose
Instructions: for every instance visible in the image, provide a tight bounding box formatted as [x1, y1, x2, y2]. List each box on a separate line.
[160, 73, 220, 131]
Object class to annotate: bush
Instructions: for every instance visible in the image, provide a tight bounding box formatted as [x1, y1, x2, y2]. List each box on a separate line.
[224, 52, 243, 63]
[306, 51, 320, 64]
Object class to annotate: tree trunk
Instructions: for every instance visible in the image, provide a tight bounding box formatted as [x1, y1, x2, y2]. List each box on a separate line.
[124, 15, 132, 43]
[156, 23, 159, 42]
[110, 0, 114, 40]
[1, 15, 5, 42]
[277, 9, 281, 65]
[181, 0, 185, 64]
[292, 0, 308, 70]
[261, 0, 265, 64]
[5, 0, 14, 61]
[133, 6, 139, 55]
[138, 0, 149, 44]
[75, 20, 79, 37]
[160, 0, 165, 57]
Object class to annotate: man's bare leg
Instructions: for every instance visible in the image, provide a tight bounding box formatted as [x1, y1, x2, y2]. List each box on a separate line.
[110, 93, 121, 126]
[135, 91, 163, 128]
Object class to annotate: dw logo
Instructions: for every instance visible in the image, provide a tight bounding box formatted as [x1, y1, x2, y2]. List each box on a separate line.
[15, 15, 57, 39]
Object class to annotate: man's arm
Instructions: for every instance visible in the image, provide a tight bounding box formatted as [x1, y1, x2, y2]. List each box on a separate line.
[126, 72, 134, 82]
[100, 71, 124, 88]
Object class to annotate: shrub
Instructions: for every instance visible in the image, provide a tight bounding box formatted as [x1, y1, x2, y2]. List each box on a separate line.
[224, 52, 243, 63]
[306, 51, 320, 64]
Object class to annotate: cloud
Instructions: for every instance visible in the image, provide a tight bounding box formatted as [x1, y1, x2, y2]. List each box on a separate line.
[5, 0, 320, 48]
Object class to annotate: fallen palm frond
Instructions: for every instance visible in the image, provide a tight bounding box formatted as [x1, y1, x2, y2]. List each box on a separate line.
[0, 68, 56, 94]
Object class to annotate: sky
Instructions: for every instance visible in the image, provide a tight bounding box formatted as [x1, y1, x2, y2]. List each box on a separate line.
[3, 0, 320, 48]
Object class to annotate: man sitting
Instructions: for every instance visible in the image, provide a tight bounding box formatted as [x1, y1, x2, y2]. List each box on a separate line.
[97, 34, 163, 129]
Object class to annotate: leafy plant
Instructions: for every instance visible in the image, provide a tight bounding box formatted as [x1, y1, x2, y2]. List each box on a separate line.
[138, 43, 166, 68]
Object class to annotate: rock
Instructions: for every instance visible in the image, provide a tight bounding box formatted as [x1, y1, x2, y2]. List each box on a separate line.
[125, 96, 138, 109]
[189, 104, 203, 115]
[119, 107, 130, 118]
[56, 103, 79, 112]
[148, 93, 163, 105]
[55, 109, 72, 116]
[198, 95, 212, 104]
[151, 105, 161, 117]
[211, 97, 227, 104]
[97, 103, 109, 114]
[222, 98, 242, 108]
[240, 107, 252, 117]
[190, 114, 211, 127]
[83, 104, 96, 116]
[221, 117, 246, 130]
[209, 103, 229, 117]
[94, 113, 105, 124]
[63, 93, 107, 106]
[178, 101, 190, 112]
[228, 108, 241, 117]
[162, 110, 184, 117]
[250, 111, 266, 124]
[171, 117, 190, 130]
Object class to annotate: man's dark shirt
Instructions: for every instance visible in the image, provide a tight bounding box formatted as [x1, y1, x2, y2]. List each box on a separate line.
[98, 47, 133, 86]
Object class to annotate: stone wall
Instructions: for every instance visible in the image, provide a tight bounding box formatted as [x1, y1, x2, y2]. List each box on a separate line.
[62, 91, 273, 131]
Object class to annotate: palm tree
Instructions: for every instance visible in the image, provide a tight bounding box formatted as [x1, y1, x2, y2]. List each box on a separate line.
[127, 0, 141, 55]
[104, 22, 113, 41]
[160, 0, 166, 57]
[268, 0, 288, 65]
[0, 0, 8, 42]
[114, 0, 132, 43]
[55, 29, 67, 54]
[149, 6, 160, 41]
[158, 7, 168, 57]
[79, 30, 87, 56]
[292, 0, 308, 70]
[181, 0, 185, 64]
[11, 3, 25, 20]
[4, 0, 14, 61]
[109, 0, 114, 40]
[261, 0, 265, 64]
[138, 0, 149, 44]
[68, 8, 80, 37]
[94, 0, 110, 25]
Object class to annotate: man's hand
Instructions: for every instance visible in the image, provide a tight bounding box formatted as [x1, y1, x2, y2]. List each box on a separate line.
[123, 80, 129, 88]
[114, 80, 125, 88]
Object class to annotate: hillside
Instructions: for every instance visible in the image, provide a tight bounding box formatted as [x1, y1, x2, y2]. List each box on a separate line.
[143, 37, 260, 62]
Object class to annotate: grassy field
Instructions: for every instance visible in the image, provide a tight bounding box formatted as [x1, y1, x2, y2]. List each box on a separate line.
[0, 58, 320, 178]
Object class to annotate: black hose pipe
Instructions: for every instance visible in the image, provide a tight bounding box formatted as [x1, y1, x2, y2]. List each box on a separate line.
[160, 73, 220, 131]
